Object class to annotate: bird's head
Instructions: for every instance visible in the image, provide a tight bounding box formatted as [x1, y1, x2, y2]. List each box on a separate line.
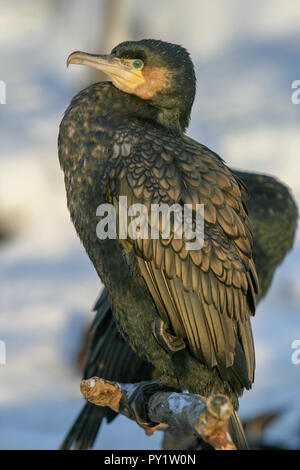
[67, 39, 196, 133]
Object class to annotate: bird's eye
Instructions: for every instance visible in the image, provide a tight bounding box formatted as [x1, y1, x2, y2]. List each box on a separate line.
[133, 59, 144, 69]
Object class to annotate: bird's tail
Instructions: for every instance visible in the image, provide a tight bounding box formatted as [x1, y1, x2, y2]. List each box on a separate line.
[228, 409, 249, 450]
[60, 401, 116, 450]
[60, 288, 154, 450]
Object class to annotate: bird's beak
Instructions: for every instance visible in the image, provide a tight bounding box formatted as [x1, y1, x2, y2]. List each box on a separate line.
[67, 51, 145, 91]
[67, 51, 121, 75]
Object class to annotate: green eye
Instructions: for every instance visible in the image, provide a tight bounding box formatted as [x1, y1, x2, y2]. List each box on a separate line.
[133, 59, 144, 69]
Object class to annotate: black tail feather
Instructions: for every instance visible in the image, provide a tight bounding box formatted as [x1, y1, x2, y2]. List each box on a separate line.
[229, 410, 249, 450]
[60, 288, 153, 450]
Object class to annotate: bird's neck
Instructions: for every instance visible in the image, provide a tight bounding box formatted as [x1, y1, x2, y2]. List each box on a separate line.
[105, 83, 184, 136]
[157, 108, 183, 135]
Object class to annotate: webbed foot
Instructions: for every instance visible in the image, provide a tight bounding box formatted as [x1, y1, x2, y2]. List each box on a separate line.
[122, 379, 177, 430]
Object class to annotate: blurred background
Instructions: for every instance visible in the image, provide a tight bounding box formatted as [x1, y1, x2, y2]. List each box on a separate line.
[0, 0, 300, 449]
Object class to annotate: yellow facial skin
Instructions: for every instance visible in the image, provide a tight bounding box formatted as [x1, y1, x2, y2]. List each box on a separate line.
[67, 51, 170, 100]
[67, 51, 145, 93]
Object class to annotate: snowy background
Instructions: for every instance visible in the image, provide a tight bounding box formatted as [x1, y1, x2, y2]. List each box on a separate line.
[0, 0, 300, 449]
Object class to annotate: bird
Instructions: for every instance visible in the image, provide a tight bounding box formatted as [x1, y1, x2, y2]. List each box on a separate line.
[61, 170, 298, 450]
[59, 38, 268, 449]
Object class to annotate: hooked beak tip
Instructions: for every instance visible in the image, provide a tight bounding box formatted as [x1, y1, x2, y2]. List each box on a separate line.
[66, 51, 80, 68]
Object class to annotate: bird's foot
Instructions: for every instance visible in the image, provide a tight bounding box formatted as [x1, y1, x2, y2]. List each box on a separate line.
[143, 423, 168, 435]
[123, 378, 178, 431]
[152, 318, 186, 354]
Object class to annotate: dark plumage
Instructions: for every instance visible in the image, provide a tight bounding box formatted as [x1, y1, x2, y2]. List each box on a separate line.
[60, 170, 297, 450]
[58, 39, 297, 449]
[236, 172, 298, 300]
[62, 289, 154, 450]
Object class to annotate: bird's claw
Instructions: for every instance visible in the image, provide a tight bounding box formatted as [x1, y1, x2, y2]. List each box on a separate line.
[152, 318, 186, 354]
[122, 379, 177, 429]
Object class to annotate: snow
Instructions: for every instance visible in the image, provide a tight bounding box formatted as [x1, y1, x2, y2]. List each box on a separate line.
[0, 0, 300, 449]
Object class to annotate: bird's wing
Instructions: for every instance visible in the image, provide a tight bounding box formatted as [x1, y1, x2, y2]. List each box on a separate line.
[234, 170, 298, 301]
[106, 126, 259, 389]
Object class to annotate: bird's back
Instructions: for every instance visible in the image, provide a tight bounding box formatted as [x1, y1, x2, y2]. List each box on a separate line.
[59, 83, 258, 398]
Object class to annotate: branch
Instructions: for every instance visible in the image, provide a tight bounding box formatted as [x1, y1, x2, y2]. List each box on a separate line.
[80, 376, 236, 450]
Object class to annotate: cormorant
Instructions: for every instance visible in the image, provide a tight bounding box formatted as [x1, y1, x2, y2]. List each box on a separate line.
[60, 171, 298, 450]
[58, 39, 296, 449]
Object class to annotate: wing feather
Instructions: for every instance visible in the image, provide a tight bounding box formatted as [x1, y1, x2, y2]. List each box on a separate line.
[107, 126, 258, 390]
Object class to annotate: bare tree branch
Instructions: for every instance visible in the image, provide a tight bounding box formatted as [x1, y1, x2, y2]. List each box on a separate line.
[80, 376, 236, 450]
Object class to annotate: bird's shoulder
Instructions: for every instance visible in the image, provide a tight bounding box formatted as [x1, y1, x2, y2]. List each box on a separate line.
[103, 124, 259, 388]
[105, 124, 254, 262]
[104, 122, 259, 309]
